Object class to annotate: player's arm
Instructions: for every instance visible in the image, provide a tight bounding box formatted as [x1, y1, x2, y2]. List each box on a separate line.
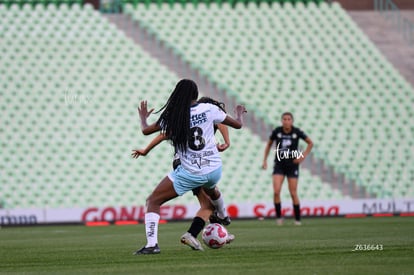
[138, 100, 161, 135]
[293, 137, 313, 164]
[216, 124, 230, 152]
[221, 105, 247, 129]
[141, 122, 161, 135]
[262, 139, 273, 170]
[132, 133, 168, 158]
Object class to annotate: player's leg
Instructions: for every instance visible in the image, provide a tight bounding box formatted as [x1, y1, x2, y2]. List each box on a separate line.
[200, 188, 235, 242]
[203, 190, 235, 243]
[186, 188, 213, 238]
[202, 166, 231, 225]
[203, 186, 231, 225]
[181, 187, 213, 251]
[194, 188, 214, 221]
[134, 176, 178, 255]
[272, 173, 285, 225]
[287, 176, 301, 225]
[182, 187, 234, 251]
[146, 176, 178, 213]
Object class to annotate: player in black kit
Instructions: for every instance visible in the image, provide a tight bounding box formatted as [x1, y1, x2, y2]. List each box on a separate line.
[262, 112, 313, 225]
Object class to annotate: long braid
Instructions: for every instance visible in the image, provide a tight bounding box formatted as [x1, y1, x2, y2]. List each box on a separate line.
[155, 79, 198, 153]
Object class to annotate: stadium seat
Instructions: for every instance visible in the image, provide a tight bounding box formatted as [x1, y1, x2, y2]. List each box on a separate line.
[124, 1, 414, 200]
[0, 3, 191, 208]
[2, 1, 413, 211]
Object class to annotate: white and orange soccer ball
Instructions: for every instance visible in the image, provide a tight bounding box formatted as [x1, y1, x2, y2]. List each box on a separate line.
[202, 223, 228, 249]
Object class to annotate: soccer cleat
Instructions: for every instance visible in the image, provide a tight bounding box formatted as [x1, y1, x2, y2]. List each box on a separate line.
[294, 221, 302, 226]
[180, 232, 204, 251]
[226, 233, 235, 244]
[209, 212, 231, 226]
[133, 244, 161, 255]
[276, 218, 284, 226]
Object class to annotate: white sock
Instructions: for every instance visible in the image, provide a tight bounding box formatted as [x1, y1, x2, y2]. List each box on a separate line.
[145, 212, 160, 247]
[211, 195, 226, 219]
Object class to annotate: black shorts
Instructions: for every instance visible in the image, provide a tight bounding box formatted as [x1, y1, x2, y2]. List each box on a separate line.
[273, 161, 299, 178]
[192, 186, 201, 196]
[172, 159, 181, 170]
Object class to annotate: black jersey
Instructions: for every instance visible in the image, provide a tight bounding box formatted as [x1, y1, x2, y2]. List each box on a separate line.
[270, 126, 308, 163]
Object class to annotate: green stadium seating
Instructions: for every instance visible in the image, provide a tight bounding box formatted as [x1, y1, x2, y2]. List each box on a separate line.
[125, 1, 414, 199]
[0, 3, 182, 208]
[4, 1, 413, 211]
[0, 0, 344, 208]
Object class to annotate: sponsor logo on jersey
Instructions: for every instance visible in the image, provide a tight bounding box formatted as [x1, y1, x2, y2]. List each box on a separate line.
[190, 112, 207, 127]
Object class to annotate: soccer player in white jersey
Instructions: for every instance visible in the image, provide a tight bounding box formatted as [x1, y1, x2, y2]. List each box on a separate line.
[133, 79, 246, 255]
[132, 97, 234, 250]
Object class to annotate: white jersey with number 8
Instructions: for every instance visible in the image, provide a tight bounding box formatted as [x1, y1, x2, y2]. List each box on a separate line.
[176, 103, 226, 175]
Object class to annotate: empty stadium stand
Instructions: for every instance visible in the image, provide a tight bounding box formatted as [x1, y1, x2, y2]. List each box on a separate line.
[1, 1, 413, 210]
[123, 1, 414, 198]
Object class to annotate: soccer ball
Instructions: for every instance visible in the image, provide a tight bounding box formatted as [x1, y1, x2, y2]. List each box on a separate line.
[202, 223, 228, 249]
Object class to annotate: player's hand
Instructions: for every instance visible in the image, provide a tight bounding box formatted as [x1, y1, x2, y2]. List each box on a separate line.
[131, 149, 147, 158]
[262, 161, 267, 170]
[138, 100, 154, 121]
[234, 105, 247, 116]
[217, 143, 229, 152]
[293, 158, 303, 164]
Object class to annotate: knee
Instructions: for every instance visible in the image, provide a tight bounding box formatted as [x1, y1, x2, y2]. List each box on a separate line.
[273, 186, 282, 197]
[204, 187, 219, 200]
[145, 196, 152, 208]
[290, 191, 300, 201]
[198, 198, 213, 210]
[146, 193, 158, 207]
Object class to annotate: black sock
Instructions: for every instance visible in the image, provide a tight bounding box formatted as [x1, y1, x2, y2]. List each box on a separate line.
[274, 203, 281, 218]
[187, 216, 205, 238]
[293, 204, 301, 221]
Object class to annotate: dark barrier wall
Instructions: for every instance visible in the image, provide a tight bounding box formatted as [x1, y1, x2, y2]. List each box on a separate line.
[334, 0, 414, 10]
[83, 0, 414, 10]
[85, 0, 99, 9]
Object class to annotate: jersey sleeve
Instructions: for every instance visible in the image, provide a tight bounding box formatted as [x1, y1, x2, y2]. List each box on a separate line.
[210, 104, 227, 124]
[269, 129, 277, 140]
[297, 128, 308, 140]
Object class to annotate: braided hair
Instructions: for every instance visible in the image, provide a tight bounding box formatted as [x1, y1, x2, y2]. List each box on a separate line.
[156, 79, 199, 153]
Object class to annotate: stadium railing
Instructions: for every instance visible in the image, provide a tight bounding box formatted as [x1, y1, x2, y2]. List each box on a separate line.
[120, 0, 326, 9]
[374, 0, 414, 45]
[0, 0, 83, 7]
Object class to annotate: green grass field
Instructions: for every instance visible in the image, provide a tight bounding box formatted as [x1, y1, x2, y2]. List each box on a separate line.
[1, 217, 413, 275]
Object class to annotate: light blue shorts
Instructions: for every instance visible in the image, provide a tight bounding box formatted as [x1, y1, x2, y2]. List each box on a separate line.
[168, 165, 222, 196]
